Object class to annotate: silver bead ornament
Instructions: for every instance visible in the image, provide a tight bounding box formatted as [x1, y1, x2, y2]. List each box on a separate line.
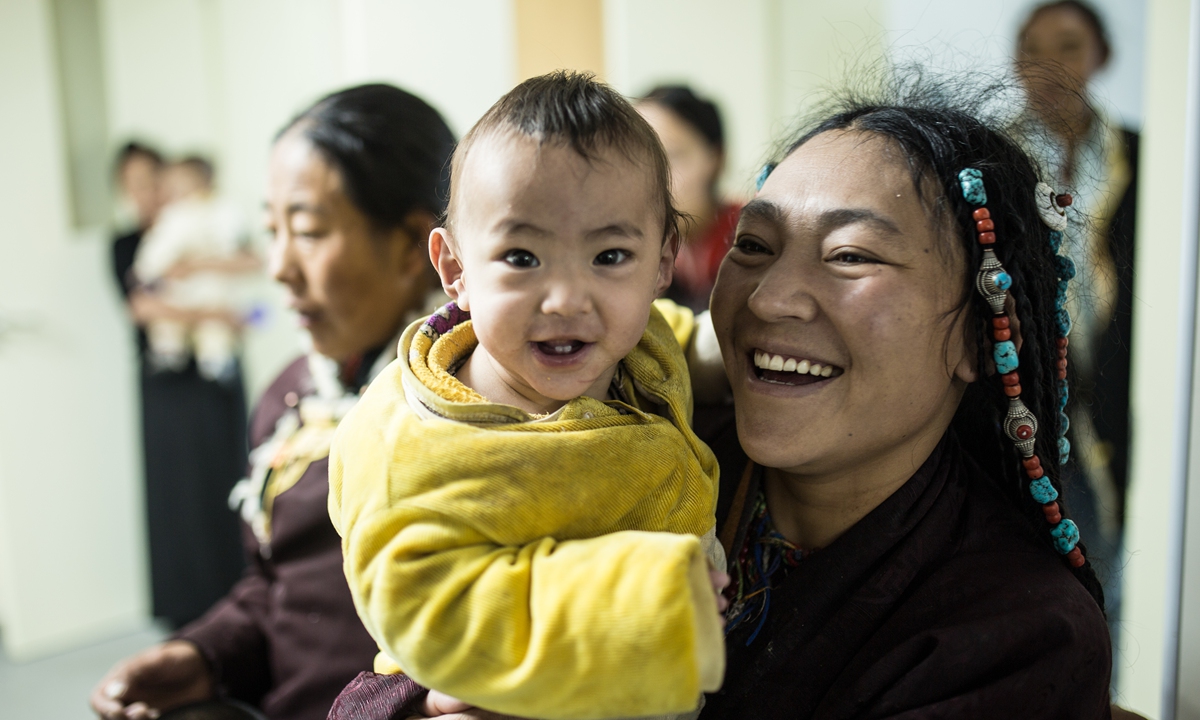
[1004, 397, 1039, 458]
[975, 248, 1008, 315]
[1035, 181, 1067, 232]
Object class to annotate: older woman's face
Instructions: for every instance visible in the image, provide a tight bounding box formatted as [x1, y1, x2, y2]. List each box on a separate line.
[710, 131, 975, 476]
[1017, 6, 1105, 113]
[265, 130, 426, 362]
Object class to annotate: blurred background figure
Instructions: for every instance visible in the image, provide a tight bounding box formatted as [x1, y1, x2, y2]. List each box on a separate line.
[112, 146, 249, 631]
[134, 156, 259, 382]
[1013, 0, 1138, 643]
[637, 85, 740, 312]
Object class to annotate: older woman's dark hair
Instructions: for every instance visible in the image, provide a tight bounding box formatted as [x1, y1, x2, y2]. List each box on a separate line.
[114, 141, 164, 176]
[640, 84, 725, 151]
[279, 83, 456, 232]
[772, 75, 1106, 610]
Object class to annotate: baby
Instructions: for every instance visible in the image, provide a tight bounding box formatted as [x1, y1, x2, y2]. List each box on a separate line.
[328, 72, 726, 720]
[133, 157, 256, 381]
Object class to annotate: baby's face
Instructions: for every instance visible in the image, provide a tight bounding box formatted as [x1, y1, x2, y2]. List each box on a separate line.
[441, 133, 674, 409]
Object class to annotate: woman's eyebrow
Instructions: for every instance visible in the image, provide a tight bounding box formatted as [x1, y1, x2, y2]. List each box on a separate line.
[738, 198, 784, 227]
[818, 208, 902, 236]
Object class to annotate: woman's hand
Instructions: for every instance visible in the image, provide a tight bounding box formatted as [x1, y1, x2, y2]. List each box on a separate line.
[89, 640, 215, 719]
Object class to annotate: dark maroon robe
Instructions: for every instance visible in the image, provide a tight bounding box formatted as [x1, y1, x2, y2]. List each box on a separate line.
[176, 357, 378, 720]
[702, 412, 1112, 720]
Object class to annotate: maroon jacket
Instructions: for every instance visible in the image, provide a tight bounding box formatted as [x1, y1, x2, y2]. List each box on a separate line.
[177, 357, 378, 720]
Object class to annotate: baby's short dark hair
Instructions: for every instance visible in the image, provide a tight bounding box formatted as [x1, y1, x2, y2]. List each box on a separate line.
[447, 71, 679, 242]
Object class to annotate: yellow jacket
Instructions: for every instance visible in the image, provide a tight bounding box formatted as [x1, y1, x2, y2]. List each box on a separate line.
[328, 301, 724, 720]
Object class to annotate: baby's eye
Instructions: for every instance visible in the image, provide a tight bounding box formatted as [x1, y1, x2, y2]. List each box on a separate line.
[594, 249, 631, 266]
[504, 249, 540, 268]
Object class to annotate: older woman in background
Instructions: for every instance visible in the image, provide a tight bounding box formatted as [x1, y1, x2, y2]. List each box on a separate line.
[92, 84, 455, 720]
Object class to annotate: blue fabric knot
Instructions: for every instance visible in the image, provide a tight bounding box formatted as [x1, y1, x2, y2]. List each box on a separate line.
[1030, 477, 1059, 504]
[958, 168, 987, 205]
[994, 271, 1012, 290]
[993, 340, 1019, 374]
[1055, 255, 1077, 281]
[1058, 436, 1071, 465]
[1051, 519, 1080, 554]
[1056, 308, 1072, 337]
[1048, 230, 1064, 252]
[755, 163, 775, 191]
[1058, 380, 1069, 411]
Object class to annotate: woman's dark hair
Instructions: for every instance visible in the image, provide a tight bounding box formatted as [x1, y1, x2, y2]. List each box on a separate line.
[640, 84, 725, 151]
[278, 83, 456, 233]
[771, 74, 1105, 610]
[1018, 0, 1112, 68]
[114, 141, 163, 175]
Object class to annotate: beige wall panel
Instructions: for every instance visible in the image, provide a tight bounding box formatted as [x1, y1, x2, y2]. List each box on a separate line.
[516, 0, 605, 81]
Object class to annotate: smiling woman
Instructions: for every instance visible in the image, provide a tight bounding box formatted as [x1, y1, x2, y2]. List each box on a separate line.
[700, 79, 1113, 719]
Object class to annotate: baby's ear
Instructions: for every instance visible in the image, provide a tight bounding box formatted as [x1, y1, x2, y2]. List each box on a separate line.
[655, 231, 680, 297]
[429, 228, 470, 311]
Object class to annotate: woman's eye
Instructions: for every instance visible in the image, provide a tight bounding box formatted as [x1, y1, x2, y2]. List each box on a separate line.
[504, 249, 540, 268]
[733, 235, 771, 255]
[594, 249, 630, 266]
[830, 250, 876, 265]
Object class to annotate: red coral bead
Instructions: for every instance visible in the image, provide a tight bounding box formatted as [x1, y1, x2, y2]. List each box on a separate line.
[976, 219, 995, 232]
[1056, 337, 1069, 349]
[973, 208, 991, 221]
[992, 316, 1011, 329]
[1066, 547, 1085, 568]
[1027, 465, 1044, 479]
[1056, 193, 1074, 208]
[1058, 347, 1068, 358]
[1023, 456, 1042, 471]
[994, 328, 1012, 341]
[1058, 369, 1068, 380]
[1004, 384, 1022, 397]
[1057, 358, 1068, 371]
[1016, 424, 1034, 440]
[978, 231, 996, 245]
[1043, 502, 1061, 523]
[1001, 371, 1020, 386]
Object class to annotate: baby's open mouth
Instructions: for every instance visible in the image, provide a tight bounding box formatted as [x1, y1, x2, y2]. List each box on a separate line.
[752, 349, 844, 385]
[535, 340, 587, 356]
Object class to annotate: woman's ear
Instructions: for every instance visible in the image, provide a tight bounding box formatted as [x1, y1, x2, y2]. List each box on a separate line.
[429, 228, 470, 311]
[655, 231, 680, 297]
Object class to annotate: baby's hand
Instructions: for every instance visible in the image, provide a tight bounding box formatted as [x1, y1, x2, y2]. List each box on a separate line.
[710, 569, 730, 624]
[422, 690, 473, 716]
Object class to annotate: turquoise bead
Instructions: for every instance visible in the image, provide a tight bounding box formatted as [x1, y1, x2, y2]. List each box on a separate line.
[993, 340, 1018, 374]
[1058, 381, 1069, 411]
[1051, 519, 1080, 554]
[1048, 230, 1064, 252]
[958, 168, 988, 205]
[1055, 255, 1077, 280]
[1030, 477, 1059, 504]
[1058, 436, 1071, 465]
[994, 271, 1012, 290]
[755, 163, 775, 191]
[1056, 308, 1072, 337]
[1059, 411, 1070, 435]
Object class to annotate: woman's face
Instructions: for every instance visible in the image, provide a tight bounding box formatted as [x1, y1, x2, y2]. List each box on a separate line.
[711, 130, 976, 477]
[265, 130, 428, 362]
[638, 102, 723, 222]
[1017, 6, 1105, 114]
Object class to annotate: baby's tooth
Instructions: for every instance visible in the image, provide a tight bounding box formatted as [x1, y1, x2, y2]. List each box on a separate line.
[809, 364, 823, 376]
[796, 360, 810, 374]
[769, 355, 784, 371]
[783, 358, 797, 372]
[821, 365, 833, 377]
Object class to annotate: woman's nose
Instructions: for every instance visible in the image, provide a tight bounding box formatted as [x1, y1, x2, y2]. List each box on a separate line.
[267, 232, 301, 287]
[747, 262, 820, 323]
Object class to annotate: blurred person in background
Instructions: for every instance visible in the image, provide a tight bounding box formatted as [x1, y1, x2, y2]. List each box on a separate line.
[111, 144, 249, 632]
[638, 85, 741, 312]
[134, 156, 261, 383]
[92, 83, 455, 720]
[1014, 0, 1138, 638]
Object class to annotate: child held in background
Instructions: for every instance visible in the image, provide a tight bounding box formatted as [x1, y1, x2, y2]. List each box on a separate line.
[328, 72, 727, 720]
[134, 157, 258, 381]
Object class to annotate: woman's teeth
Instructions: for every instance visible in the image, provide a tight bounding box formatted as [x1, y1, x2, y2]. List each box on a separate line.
[754, 350, 836, 378]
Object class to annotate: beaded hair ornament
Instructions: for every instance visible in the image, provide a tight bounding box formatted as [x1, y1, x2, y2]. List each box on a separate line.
[959, 168, 1085, 568]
